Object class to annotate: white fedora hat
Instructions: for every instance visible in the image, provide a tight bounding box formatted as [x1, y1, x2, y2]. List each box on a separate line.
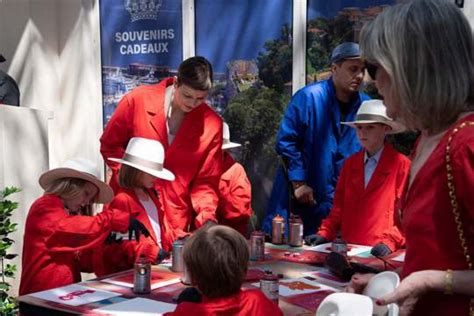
[39, 157, 114, 204]
[316, 292, 373, 316]
[341, 99, 405, 134]
[222, 122, 241, 150]
[108, 137, 175, 181]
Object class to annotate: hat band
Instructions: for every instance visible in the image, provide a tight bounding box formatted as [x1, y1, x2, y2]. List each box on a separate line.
[223, 139, 230, 144]
[123, 153, 163, 171]
[355, 113, 391, 122]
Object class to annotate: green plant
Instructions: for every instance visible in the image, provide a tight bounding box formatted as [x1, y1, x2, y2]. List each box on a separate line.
[0, 187, 20, 314]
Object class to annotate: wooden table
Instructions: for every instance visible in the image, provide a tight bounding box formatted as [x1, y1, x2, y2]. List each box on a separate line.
[18, 243, 404, 315]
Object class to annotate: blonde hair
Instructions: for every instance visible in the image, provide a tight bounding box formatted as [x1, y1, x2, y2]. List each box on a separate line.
[44, 178, 94, 215]
[360, 0, 474, 134]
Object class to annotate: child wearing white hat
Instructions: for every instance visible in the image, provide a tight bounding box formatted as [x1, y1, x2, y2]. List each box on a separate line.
[98, 137, 175, 275]
[216, 123, 253, 236]
[19, 157, 149, 295]
[305, 100, 410, 257]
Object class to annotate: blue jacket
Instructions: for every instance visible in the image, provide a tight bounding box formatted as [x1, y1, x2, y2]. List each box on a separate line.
[263, 78, 369, 236]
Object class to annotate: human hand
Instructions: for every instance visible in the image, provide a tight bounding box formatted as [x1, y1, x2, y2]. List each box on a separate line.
[345, 273, 376, 293]
[156, 248, 170, 263]
[371, 243, 392, 257]
[128, 218, 150, 241]
[294, 184, 316, 205]
[376, 270, 434, 316]
[104, 232, 123, 244]
[304, 234, 327, 246]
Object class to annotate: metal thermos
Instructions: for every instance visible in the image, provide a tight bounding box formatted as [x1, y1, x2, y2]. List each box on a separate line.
[133, 255, 151, 294]
[288, 215, 303, 247]
[271, 215, 285, 245]
[171, 239, 185, 272]
[260, 270, 279, 304]
[331, 237, 348, 256]
[249, 231, 265, 261]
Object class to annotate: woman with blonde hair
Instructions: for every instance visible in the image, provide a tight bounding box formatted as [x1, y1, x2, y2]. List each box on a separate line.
[19, 157, 148, 295]
[348, 0, 474, 315]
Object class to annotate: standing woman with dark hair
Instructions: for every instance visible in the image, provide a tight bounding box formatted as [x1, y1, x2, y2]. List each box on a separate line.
[101, 56, 223, 241]
[348, 0, 474, 315]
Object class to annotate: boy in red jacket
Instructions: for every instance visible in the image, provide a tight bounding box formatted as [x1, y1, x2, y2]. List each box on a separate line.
[217, 122, 253, 236]
[305, 100, 410, 257]
[166, 224, 282, 316]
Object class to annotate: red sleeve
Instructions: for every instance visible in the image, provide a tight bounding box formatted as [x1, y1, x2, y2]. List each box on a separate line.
[100, 94, 134, 191]
[380, 155, 410, 250]
[46, 206, 129, 253]
[452, 132, 474, 226]
[105, 192, 163, 264]
[190, 117, 223, 228]
[218, 162, 253, 221]
[317, 160, 348, 240]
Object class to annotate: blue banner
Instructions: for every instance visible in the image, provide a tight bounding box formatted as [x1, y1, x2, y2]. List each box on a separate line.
[99, 0, 182, 124]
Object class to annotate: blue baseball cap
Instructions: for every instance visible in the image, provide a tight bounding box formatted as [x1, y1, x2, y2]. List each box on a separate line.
[330, 42, 360, 64]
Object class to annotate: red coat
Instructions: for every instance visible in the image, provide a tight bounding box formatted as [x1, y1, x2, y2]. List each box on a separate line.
[98, 188, 172, 274]
[400, 114, 474, 315]
[100, 78, 223, 239]
[164, 289, 283, 316]
[217, 153, 253, 235]
[19, 194, 128, 295]
[317, 144, 409, 250]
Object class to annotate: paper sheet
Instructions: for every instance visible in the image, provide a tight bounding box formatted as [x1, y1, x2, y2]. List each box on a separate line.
[391, 252, 405, 262]
[29, 284, 120, 306]
[306, 242, 372, 257]
[253, 277, 338, 297]
[93, 297, 176, 315]
[102, 270, 180, 290]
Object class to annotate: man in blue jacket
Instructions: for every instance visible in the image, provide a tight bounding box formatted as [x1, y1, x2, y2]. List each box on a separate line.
[263, 42, 369, 236]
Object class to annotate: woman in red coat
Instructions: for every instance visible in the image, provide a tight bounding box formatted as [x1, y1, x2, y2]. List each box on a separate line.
[99, 137, 175, 275]
[100, 56, 223, 242]
[348, 1, 474, 315]
[305, 100, 409, 256]
[19, 158, 146, 295]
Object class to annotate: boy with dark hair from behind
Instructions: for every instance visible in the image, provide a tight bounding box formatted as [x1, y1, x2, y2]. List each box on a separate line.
[165, 223, 282, 315]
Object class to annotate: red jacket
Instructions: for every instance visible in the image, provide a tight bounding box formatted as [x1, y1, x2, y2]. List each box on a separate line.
[100, 78, 223, 239]
[217, 153, 253, 235]
[317, 144, 409, 250]
[400, 115, 474, 315]
[165, 289, 282, 316]
[19, 194, 128, 295]
[98, 188, 172, 273]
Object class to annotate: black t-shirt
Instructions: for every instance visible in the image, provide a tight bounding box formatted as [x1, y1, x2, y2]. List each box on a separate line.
[0, 70, 20, 106]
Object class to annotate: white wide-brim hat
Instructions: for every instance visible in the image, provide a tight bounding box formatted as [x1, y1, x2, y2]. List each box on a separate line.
[316, 292, 373, 316]
[108, 137, 175, 181]
[222, 122, 242, 150]
[39, 157, 114, 204]
[341, 99, 405, 134]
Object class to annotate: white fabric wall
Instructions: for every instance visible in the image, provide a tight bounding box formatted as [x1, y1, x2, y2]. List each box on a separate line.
[0, 0, 103, 295]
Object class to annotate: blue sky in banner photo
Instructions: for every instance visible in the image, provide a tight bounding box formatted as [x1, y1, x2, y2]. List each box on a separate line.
[308, 0, 395, 19]
[195, 0, 292, 73]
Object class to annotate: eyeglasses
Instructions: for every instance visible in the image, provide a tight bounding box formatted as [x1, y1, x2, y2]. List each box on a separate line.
[365, 61, 379, 80]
